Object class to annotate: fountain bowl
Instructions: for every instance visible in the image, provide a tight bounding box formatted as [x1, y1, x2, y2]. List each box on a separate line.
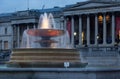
[27, 29, 65, 37]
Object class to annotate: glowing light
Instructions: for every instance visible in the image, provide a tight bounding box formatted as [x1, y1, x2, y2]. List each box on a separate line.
[106, 15, 110, 22]
[97, 35, 99, 39]
[82, 32, 84, 43]
[98, 15, 103, 23]
[74, 32, 77, 36]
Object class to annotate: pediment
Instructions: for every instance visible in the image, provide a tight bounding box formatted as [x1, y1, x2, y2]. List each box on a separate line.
[66, 1, 114, 10]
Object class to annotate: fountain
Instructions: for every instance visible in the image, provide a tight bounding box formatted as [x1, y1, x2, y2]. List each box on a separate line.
[8, 13, 87, 68]
[20, 13, 70, 48]
[1, 13, 120, 79]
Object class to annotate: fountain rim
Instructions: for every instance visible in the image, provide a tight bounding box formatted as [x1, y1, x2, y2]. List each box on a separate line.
[26, 29, 65, 37]
[12, 48, 76, 51]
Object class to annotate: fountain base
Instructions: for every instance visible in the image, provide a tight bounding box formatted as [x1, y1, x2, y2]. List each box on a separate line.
[8, 48, 87, 68]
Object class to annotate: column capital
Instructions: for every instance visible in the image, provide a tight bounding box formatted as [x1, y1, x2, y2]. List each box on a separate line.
[71, 15, 74, 17]
[78, 14, 83, 17]
[86, 13, 90, 16]
[64, 16, 67, 18]
[111, 12, 115, 15]
[102, 12, 107, 15]
[94, 13, 98, 16]
[12, 24, 16, 27]
[16, 24, 19, 27]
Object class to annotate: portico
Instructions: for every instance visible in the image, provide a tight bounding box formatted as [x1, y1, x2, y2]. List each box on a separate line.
[63, 1, 120, 47]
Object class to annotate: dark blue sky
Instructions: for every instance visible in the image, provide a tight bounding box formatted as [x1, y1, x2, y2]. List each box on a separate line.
[0, 0, 87, 13]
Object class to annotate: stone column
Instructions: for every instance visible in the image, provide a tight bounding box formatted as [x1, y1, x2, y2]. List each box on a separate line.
[71, 16, 74, 46]
[33, 23, 36, 29]
[87, 14, 90, 46]
[95, 14, 98, 45]
[103, 13, 107, 45]
[17, 25, 20, 48]
[112, 13, 115, 45]
[11, 25, 15, 49]
[79, 15, 82, 46]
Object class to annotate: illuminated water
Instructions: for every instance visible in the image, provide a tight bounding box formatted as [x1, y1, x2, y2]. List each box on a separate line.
[21, 13, 71, 48]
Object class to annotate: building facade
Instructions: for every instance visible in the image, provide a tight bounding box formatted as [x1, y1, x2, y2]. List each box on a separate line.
[64, 0, 120, 47]
[0, 7, 63, 50]
[1, 0, 120, 50]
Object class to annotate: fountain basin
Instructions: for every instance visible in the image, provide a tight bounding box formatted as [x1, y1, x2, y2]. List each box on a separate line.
[8, 48, 87, 68]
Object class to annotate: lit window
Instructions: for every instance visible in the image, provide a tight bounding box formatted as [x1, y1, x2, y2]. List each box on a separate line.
[98, 15, 103, 23]
[82, 32, 84, 43]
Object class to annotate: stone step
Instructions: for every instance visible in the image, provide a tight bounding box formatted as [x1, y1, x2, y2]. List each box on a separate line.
[11, 50, 80, 63]
[10, 59, 80, 63]
[9, 48, 82, 67]
[12, 52, 79, 56]
[11, 56, 80, 59]
[11, 56, 80, 61]
[11, 58, 80, 62]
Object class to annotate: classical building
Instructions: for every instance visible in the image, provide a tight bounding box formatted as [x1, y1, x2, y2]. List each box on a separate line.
[64, 0, 120, 47]
[1, 0, 120, 66]
[1, 0, 120, 50]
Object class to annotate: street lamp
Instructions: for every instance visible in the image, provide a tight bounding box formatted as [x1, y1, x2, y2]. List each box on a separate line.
[97, 34, 99, 46]
[74, 32, 77, 36]
[97, 35, 99, 40]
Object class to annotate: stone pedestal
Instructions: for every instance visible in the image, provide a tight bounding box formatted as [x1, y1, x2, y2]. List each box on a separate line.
[8, 48, 87, 68]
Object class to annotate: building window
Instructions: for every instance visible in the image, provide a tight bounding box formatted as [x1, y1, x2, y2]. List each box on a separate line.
[98, 15, 103, 23]
[5, 28, 7, 34]
[4, 41, 8, 49]
[13, 41, 16, 48]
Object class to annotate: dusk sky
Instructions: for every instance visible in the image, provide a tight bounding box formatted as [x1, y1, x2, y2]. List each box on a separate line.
[0, 0, 87, 13]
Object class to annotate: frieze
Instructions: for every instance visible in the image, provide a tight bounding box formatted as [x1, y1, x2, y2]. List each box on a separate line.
[64, 6, 120, 15]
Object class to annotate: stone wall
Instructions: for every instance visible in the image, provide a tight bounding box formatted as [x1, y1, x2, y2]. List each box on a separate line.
[79, 47, 120, 66]
[0, 68, 120, 79]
